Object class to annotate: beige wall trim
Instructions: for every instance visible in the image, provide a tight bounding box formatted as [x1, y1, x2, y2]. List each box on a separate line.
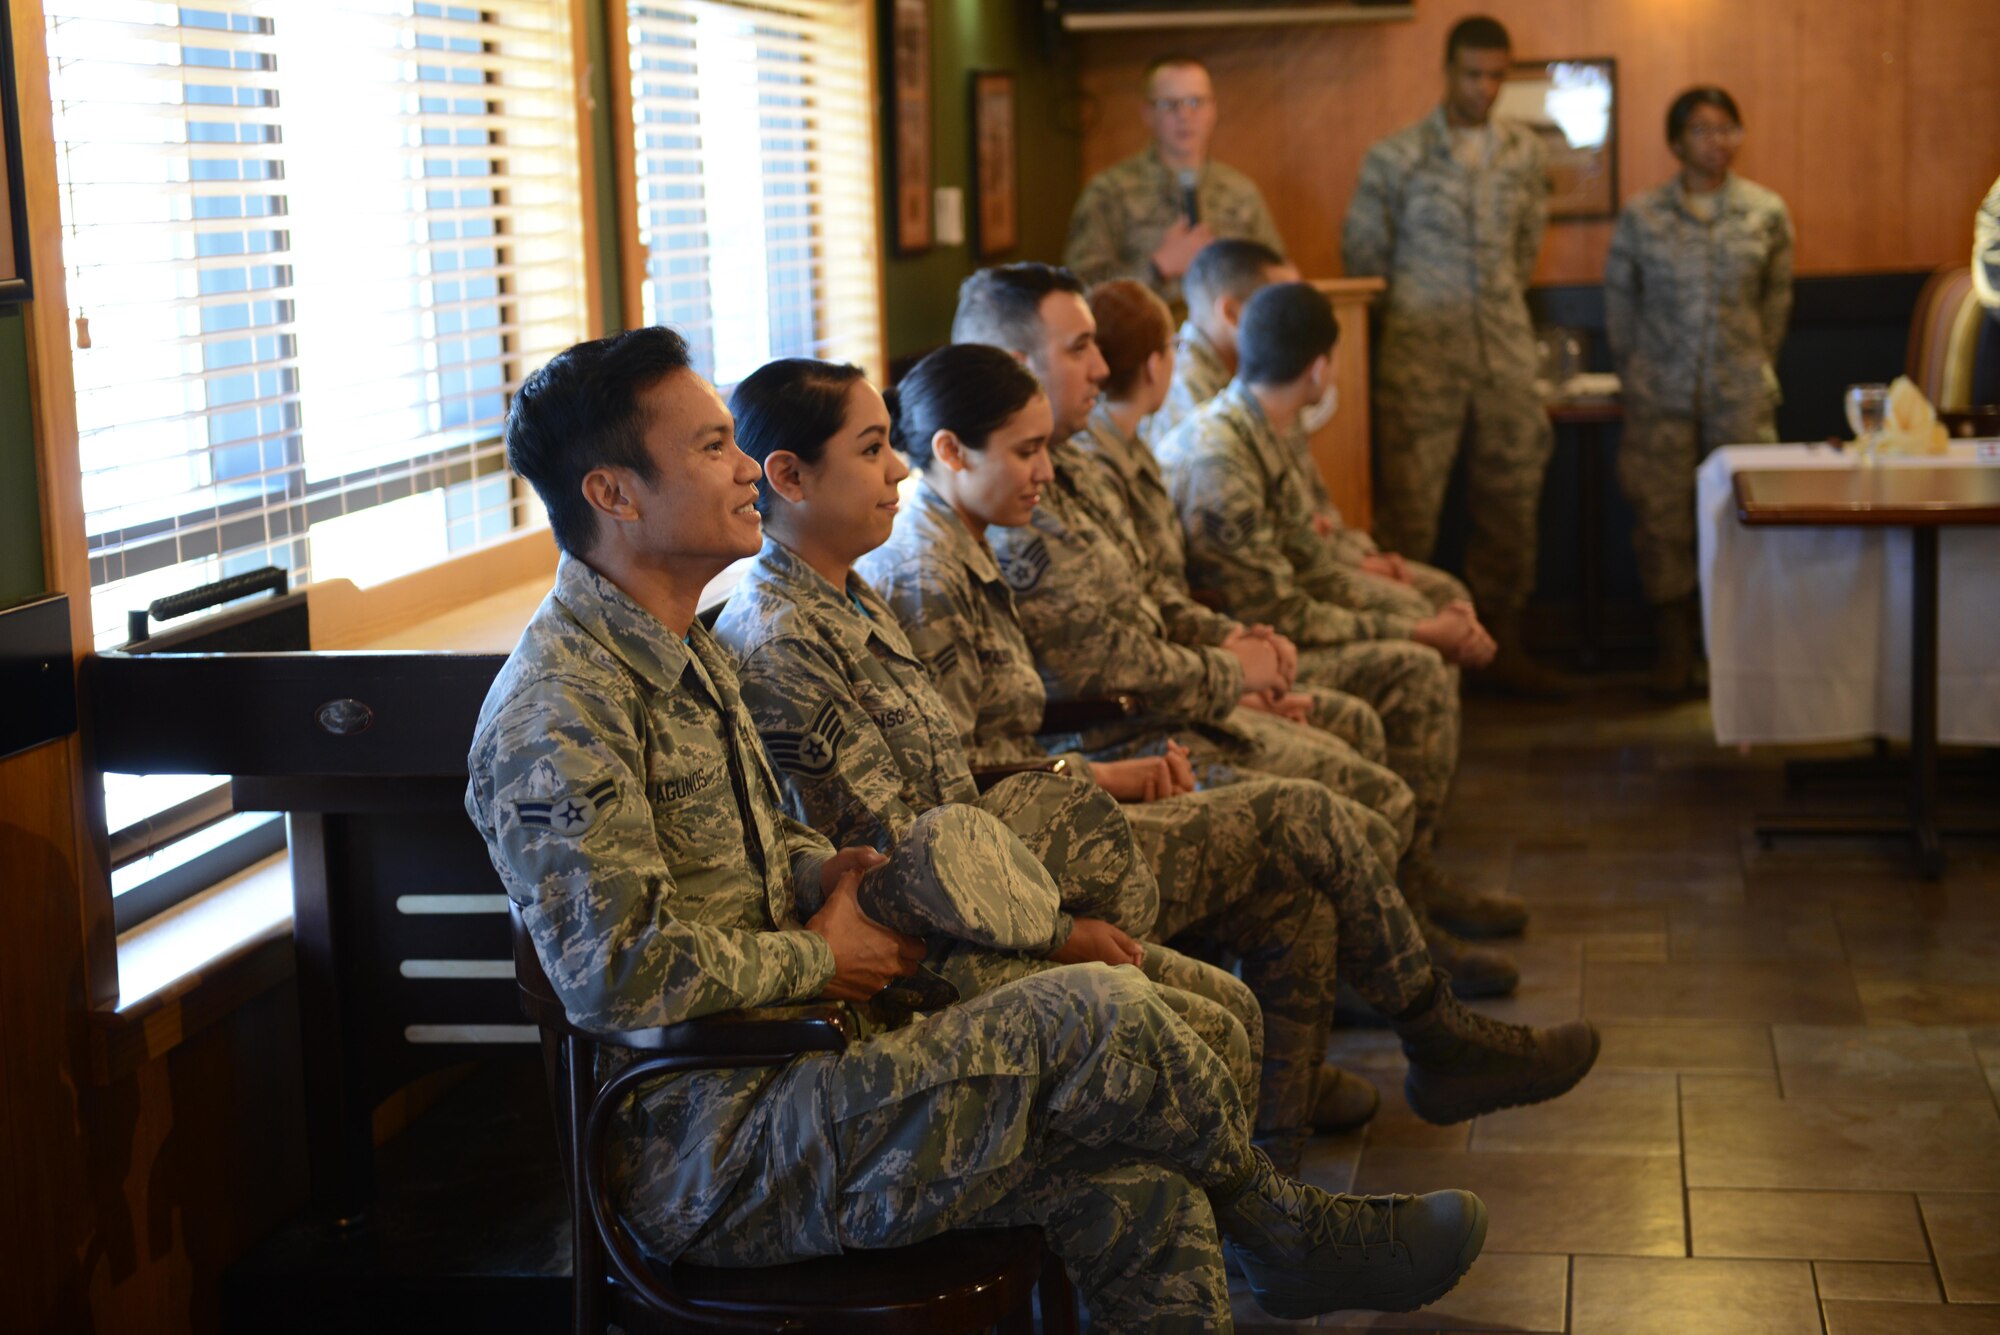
[12, 0, 119, 1009]
[307, 526, 559, 650]
[605, 0, 645, 331]
[569, 0, 607, 339]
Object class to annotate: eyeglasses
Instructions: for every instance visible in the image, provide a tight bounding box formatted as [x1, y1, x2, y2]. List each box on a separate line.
[1150, 95, 1212, 116]
[1683, 123, 1743, 142]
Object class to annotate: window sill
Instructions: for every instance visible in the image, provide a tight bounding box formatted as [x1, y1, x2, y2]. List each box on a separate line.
[88, 851, 296, 1084]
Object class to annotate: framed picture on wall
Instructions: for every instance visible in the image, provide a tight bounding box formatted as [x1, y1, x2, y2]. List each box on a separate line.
[969, 70, 1018, 259]
[1500, 57, 1617, 222]
[883, 0, 932, 255]
[1, 0, 35, 304]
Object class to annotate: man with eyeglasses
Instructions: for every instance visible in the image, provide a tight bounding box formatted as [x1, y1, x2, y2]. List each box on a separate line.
[1342, 15, 1567, 697]
[1065, 55, 1284, 312]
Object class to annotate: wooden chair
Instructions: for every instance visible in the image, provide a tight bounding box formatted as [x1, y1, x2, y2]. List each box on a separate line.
[509, 906, 1077, 1335]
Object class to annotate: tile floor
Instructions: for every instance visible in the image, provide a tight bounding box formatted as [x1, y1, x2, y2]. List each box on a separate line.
[1234, 689, 2000, 1333]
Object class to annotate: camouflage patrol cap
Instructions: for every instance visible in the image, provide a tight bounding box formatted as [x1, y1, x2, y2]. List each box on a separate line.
[977, 769, 1160, 940]
[858, 804, 1062, 951]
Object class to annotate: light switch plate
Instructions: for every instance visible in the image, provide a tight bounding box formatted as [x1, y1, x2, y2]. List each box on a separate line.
[934, 187, 965, 247]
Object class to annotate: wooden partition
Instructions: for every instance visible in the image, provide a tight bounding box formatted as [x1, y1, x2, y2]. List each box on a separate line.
[1308, 277, 1384, 531]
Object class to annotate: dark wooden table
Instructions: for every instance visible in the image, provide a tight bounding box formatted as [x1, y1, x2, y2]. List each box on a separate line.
[1734, 464, 2000, 876]
[1547, 397, 1624, 665]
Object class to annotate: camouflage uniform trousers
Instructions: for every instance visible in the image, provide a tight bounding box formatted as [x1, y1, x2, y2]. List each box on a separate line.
[934, 941, 1259, 1126]
[943, 771, 1263, 1115]
[1292, 640, 1460, 860]
[1293, 682, 1389, 765]
[675, 965, 1249, 1332]
[1373, 366, 1555, 616]
[1171, 707, 1416, 873]
[1404, 559, 1473, 613]
[1119, 776, 1431, 1154]
[1618, 396, 1776, 605]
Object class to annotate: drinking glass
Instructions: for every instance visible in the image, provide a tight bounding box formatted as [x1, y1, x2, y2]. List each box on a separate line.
[1845, 383, 1889, 462]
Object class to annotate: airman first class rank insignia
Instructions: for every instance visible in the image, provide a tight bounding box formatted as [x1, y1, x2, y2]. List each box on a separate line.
[765, 698, 848, 778]
[517, 779, 619, 838]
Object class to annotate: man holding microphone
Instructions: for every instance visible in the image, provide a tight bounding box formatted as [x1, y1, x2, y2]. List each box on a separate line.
[1065, 55, 1286, 313]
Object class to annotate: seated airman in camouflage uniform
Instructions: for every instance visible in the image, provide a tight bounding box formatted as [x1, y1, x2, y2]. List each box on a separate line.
[715, 356, 1395, 1163]
[1142, 240, 1475, 618]
[962, 263, 1531, 960]
[952, 266, 1415, 855]
[464, 325, 1504, 1328]
[859, 342, 1599, 1132]
[1159, 283, 1540, 946]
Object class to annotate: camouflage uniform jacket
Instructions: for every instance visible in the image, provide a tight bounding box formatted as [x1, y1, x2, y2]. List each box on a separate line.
[1604, 174, 1795, 416]
[857, 481, 1091, 773]
[1157, 381, 1421, 648]
[1064, 147, 1285, 308]
[715, 537, 980, 843]
[1143, 322, 1372, 562]
[1073, 403, 1237, 648]
[465, 553, 836, 1259]
[988, 434, 1247, 753]
[1141, 320, 1231, 445]
[717, 536, 1164, 944]
[1341, 106, 1549, 387]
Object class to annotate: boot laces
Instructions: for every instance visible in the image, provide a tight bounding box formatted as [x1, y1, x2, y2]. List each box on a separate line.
[1255, 1159, 1411, 1259]
[1445, 989, 1537, 1056]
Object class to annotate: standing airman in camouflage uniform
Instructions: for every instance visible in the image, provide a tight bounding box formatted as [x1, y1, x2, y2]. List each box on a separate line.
[1341, 16, 1566, 693]
[1142, 242, 1476, 615]
[1064, 55, 1284, 311]
[855, 341, 1600, 1138]
[1605, 87, 1794, 694]
[1159, 283, 1537, 946]
[469, 326, 1500, 1328]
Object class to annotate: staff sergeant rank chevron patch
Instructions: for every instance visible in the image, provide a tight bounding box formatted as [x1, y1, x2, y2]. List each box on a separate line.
[997, 536, 1052, 592]
[1201, 508, 1252, 551]
[764, 698, 849, 778]
[517, 779, 619, 839]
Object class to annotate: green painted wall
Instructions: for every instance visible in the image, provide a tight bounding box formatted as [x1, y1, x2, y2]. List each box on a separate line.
[0, 306, 46, 604]
[880, 0, 1081, 362]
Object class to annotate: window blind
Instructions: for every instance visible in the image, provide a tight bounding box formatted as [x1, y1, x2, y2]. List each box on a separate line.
[620, 0, 881, 388]
[48, 0, 591, 651]
[47, 0, 591, 927]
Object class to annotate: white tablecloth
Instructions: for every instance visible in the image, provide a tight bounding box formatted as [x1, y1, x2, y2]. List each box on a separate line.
[1697, 443, 2000, 746]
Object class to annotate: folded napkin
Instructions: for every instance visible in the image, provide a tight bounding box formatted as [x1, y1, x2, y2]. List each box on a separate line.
[1871, 376, 1951, 456]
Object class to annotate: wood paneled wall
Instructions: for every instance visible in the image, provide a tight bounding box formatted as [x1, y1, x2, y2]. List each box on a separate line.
[1072, 0, 2000, 285]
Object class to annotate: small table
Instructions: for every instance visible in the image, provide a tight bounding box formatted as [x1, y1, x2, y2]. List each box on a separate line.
[1547, 397, 1623, 665]
[1733, 464, 2000, 876]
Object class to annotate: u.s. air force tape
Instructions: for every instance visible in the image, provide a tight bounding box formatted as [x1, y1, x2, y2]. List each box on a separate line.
[516, 778, 619, 838]
[764, 698, 849, 778]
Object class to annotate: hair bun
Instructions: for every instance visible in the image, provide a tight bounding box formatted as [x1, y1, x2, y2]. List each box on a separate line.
[882, 384, 907, 450]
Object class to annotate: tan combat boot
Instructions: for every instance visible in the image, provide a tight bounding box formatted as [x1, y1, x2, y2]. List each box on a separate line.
[1394, 974, 1600, 1125]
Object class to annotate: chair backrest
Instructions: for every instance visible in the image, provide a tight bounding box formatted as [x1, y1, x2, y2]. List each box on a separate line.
[1906, 266, 1979, 410]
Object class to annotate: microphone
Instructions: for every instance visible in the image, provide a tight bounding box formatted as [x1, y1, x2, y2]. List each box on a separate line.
[1177, 169, 1200, 225]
